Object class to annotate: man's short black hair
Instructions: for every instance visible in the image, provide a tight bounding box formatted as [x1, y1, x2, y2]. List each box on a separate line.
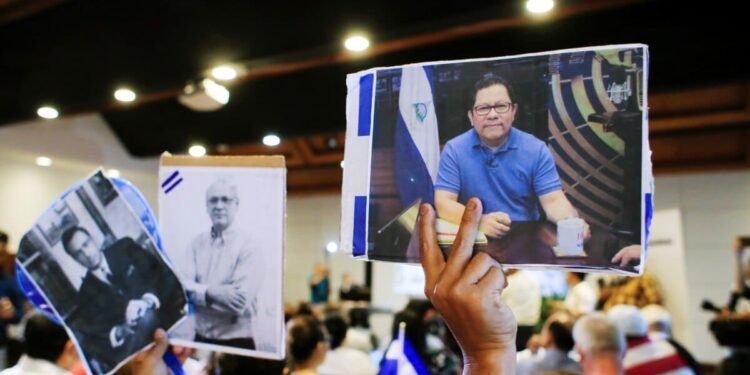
[24, 312, 69, 363]
[548, 320, 576, 352]
[287, 315, 325, 365]
[0, 231, 8, 244]
[469, 74, 517, 110]
[323, 314, 348, 350]
[570, 272, 586, 282]
[61, 226, 90, 255]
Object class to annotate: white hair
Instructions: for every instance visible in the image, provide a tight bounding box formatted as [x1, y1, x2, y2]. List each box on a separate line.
[607, 304, 648, 337]
[573, 312, 625, 358]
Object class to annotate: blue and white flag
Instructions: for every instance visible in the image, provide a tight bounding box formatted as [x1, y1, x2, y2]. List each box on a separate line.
[378, 323, 430, 375]
[393, 66, 440, 207]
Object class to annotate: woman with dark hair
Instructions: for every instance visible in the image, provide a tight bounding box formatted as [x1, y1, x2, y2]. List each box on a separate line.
[287, 315, 328, 375]
[318, 314, 376, 375]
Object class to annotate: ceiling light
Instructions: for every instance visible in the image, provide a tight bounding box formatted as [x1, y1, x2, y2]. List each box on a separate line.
[105, 169, 121, 178]
[526, 0, 554, 14]
[263, 134, 281, 147]
[37, 106, 58, 119]
[340, 160, 344, 168]
[326, 241, 339, 253]
[35, 156, 52, 167]
[189, 145, 207, 157]
[344, 35, 370, 52]
[178, 78, 230, 112]
[114, 88, 137, 102]
[211, 66, 238, 81]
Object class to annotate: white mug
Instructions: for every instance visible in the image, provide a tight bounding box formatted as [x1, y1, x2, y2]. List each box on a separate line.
[557, 217, 585, 255]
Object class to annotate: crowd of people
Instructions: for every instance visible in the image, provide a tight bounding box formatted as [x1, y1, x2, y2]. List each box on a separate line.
[0, 207, 749, 375]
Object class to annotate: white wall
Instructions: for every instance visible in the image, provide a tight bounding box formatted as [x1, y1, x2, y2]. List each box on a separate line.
[654, 170, 750, 362]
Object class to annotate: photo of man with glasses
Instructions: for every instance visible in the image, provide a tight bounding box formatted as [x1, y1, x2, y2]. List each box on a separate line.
[435, 74, 587, 239]
[180, 178, 262, 350]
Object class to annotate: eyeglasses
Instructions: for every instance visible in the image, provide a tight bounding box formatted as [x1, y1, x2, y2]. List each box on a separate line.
[473, 102, 513, 116]
[208, 196, 236, 205]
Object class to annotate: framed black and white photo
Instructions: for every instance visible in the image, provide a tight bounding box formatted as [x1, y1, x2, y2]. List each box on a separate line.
[159, 155, 286, 359]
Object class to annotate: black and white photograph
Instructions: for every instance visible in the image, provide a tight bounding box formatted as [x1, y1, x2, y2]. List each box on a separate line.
[159, 155, 286, 359]
[16, 170, 188, 375]
[342, 45, 650, 275]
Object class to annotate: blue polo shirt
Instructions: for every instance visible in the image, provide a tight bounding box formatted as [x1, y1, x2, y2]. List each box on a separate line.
[435, 128, 561, 221]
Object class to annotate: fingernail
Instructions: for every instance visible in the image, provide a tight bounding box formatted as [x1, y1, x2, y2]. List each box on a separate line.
[421, 204, 429, 216]
[466, 199, 476, 210]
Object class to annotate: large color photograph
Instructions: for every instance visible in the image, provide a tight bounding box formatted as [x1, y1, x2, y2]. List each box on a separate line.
[359, 45, 648, 274]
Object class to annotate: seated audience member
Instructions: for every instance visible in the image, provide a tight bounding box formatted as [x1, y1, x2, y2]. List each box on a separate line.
[206, 352, 285, 375]
[0, 312, 79, 375]
[640, 304, 702, 374]
[724, 238, 750, 317]
[384, 307, 459, 375]
[501, 269, 541, 350]
[317, 314, 376, 375]
[607, 304, 697, 375]
[287, 315, 328, 375]
[564, 273, 598, 317]
[343, 307, 377, 352]
[572, 312, 625, 375]
[516, 312, 581, 375]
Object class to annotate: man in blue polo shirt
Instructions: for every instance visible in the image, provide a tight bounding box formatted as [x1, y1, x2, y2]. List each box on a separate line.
[435, 74, 588, 239]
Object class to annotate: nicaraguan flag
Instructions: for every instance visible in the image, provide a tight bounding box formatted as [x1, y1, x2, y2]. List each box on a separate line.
[378, 323, 430, 375]
[393, 65, 440, 207]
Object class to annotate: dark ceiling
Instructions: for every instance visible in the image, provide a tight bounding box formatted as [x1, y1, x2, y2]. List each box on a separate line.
[1, 0, 747, 157]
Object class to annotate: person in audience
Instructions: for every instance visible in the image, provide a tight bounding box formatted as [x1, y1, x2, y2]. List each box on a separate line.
[287, 315, 328, 375]
[722, 238, 750, 317]
[640, 304, 702, 373]
[0, 231, 25, 368]
[317, 314, 376, 375]
[516, 311, 581, 375]
[501, 268, 541, 350]
[607, 304, 697, 375]
[206, 352, 285, 375]
[0, 312, 79, 375]
[309, 263, 330, 306]
[342, 307, 377, 352]
[572, 312, 625, 375]
[564, 272, 597, 317]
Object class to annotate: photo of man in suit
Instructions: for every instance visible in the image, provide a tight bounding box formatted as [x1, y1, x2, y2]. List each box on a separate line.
[61, 226, 185, 373]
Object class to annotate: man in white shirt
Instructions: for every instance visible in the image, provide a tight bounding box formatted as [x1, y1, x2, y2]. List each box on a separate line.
[501, 269, 541, 350]
[564, 272, 598, 317]
[0, 313, 78, 375]
[182, 179, 263, 350]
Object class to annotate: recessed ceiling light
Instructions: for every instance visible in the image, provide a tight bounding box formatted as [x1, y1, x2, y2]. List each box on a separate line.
[326, 241, 339, 253]
[106, 169, 121, 178]
[344, 35, 370, 52]
[114, 88, 137, 102]
[189, 145, 207, 157]
[35, 156, 52, 167]
[526, 0, 554, 14]
[37, 106, 58, 119]
[211, 66, 238, 81]
[263, 134, 281, 147]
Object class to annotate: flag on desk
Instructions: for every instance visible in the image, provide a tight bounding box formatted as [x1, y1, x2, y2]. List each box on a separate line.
[393, 66, 440, 208]
[378, 323, 430, 375]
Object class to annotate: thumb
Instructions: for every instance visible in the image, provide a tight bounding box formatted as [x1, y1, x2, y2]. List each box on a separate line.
[150, 329, 169, 358]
